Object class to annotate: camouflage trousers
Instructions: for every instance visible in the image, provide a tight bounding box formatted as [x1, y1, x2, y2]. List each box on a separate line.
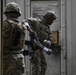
[30, 50, 47, 75]
[3, 52, 25, 75]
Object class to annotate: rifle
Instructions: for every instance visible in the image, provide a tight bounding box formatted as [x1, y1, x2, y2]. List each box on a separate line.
[22, 21, 52, 58]
[22, 32, 52, 59]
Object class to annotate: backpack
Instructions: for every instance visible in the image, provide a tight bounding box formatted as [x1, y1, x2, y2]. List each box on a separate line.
[3, 19, 25, 50]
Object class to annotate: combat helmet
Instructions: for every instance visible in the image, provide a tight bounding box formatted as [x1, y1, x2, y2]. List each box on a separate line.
[43, 10, 57, 20]
[4, 2, 21, 16]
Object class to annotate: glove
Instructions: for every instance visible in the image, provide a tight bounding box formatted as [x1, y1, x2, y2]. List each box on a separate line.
[43, 47, 52, 55]
[43, 40, 51, 48]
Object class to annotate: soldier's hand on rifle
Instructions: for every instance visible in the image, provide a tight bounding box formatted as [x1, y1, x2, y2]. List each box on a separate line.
[43, 47, 52, 55]
[43, 40, 51, 48]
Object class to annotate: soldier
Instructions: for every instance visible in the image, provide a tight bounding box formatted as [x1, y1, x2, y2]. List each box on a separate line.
[23, 10, 57, 75]
[3, 2, 26, 75]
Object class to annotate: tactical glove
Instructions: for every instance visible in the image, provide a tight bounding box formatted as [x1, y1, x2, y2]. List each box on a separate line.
[43, 47, 52, 55]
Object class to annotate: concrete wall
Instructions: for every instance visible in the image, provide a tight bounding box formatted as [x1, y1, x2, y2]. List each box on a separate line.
[66, 0, 76, 75]
[60, 0, 66, 75]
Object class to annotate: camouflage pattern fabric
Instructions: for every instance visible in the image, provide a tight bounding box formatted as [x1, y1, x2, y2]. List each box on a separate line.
[3, 52, 25, 75]
[30, 50, 47, 75]
[3, 20, 25, 49]
[3, 19, 25, 75]
[27, 18, 51, 75]
[4, 2, 21, 17]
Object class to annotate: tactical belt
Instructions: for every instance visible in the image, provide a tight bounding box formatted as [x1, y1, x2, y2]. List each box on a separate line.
[3, 48, 22, 54]
[4, 51, 21, 54]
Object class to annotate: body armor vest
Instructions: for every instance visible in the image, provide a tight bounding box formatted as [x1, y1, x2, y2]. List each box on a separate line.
[3, 19, 25, 50]
[27, 18, 51, 44]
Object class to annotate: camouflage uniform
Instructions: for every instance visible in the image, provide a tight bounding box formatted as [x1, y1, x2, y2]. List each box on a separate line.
[3, 2, 25, 75]
[26, 18, 52, 75]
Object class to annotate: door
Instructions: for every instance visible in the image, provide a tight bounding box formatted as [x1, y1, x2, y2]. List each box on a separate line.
[31, 1, 61, 75]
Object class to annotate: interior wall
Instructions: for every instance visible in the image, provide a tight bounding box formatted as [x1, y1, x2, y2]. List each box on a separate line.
[66, 0, 76, 75]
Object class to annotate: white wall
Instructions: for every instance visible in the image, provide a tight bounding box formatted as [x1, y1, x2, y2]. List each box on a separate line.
[60, 0, 67, 75]
[66, 0, 76, 75]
